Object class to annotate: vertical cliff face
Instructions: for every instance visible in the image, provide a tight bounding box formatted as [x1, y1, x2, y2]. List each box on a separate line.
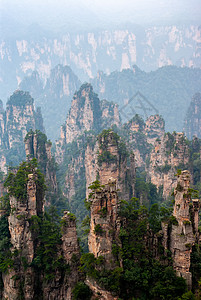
[45, 65, 81, 99]
[55, 83, 121, 163]
[3, 170, 43, 300]
[97, 130, 135, 201]
[5, 91, 44, 149]
[1, 161, 81, 300]
[170, 170, 199, 288]
[57, 83, 101, 147]
[19, 71, 43, 99]
[61, 211, 80, 263]
[0, 90, 44, 172]
[145, 114, 165, 145]
[123, 114, 165, 168]
[24, 130, 64, 209]
[88, 179, 121, 265]
[146, 132, 190, 198]
[184, 93, 201, 140]
[85, 141, 99, 199]
[19, 65, 82, 142]
[88, 130, 135, 263]
[0, 100, 5, 147]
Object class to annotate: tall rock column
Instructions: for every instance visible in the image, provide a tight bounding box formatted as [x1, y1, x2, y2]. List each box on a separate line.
[25, 130, 58, 206]
[88, 131, 135, 265]
[88, 178, 121, 266]
[170, 170, 198, 289]
[3, 172, 43, 300]
[61, 211, 81, 300]
[98, 130, 135, 201]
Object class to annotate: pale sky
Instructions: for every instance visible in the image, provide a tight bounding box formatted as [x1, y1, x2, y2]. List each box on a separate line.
[0, 0, 200, 32]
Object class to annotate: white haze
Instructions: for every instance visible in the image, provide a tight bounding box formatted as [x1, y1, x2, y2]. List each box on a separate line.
[0, 0, 200, 33]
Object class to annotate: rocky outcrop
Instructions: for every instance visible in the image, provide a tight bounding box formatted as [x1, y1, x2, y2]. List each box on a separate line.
[0, 90, 44, 173]
[24, 130, 66, 210]
[97, 130, 135, 201]
[146, 132, 190, 198]
[3, 172, 42, 300]
[88, 130, 135, 261]
[145, 114, 165, 145]
[123, 114, 165, 168]
[61, 211, 80, 263]
[85, 141, 99, 199]
[45, 65, 81, 99]
[19, 71, 43, 99]
[86, 277, 118, 300]
[169, 170, 199, 289]
[184, 93, 201, 140]
[43, 211, 81, 300]
[88, 178, 121, 264]
[20, 65, 81, 141]
[55, 83, 120, 163]
[1, 164, 81, 300]
[87, 177, 122, 299]
[5, 90, 44, 149]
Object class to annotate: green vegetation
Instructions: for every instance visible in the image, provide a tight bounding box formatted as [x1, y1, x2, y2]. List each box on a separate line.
[30, 207, 68, 281]
[135, 171, 163, 209]
[7, 90, 34, 107]
[97, 129, 128, 166]
[80, 198, 187, 299]
[97, 150, 117, 166]
[98, 207, 107, 218]
[94, 224, 103, 234]
[25, 130, 67, 213]
[0, 215, 12, 273]
[4, 158, 46, 203]
[72, 282, 92, 300]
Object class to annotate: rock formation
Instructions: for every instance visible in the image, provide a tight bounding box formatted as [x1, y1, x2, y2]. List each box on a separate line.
[1, 25, 200, 102]
[0, 90, 44, 173]
[146, 132, 190, 198]
[97, 130, 135, 201]
[145, 114, 165, 145]
[2, 171, 43, 300]
[5, 90, 44, 149]
[184, 93, 201, 140]
[88, 130, 135, 260]
[20, 65, 82, 141]
[124, 114, 165, 168]
[169, 170, 199, 288]
[55, 83, 120, 163]
[25, 130, 57, 193]
[88, 178, 121, 265]
[1, 162, 81, 300]
[19, 71, 43, 99]
[61, 211, 80, 263]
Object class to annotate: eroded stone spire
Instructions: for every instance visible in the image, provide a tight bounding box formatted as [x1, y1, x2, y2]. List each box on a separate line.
[170, 170, 199, 289]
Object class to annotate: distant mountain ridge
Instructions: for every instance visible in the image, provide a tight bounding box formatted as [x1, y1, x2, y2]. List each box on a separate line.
[92, 65, 201, 133]
[0, 24, 200, 101]
[19, 65, 81, 141]
[16, 64, 201, 140]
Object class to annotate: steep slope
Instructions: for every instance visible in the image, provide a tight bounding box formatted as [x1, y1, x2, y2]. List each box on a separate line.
[20, 65, 81, 141]
[92, 66, 201, 132]
[0, 160, 81, 299]
[0, 90, 44, 172]
[56, 83, 120, 162]
[24, 130, 66, 211]
[146, 132, 190, 199]
[184, 93, 201, 139]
